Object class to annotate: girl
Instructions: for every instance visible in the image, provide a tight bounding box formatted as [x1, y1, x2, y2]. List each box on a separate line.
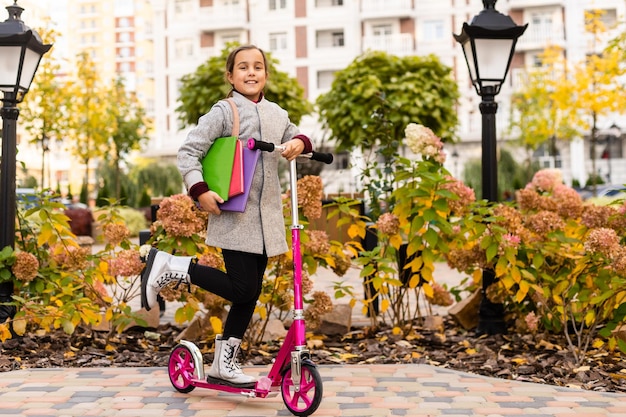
[140, 45, 312, 388]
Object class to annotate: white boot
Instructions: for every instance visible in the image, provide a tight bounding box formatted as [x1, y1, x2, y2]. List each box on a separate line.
[207, 334, 223, 377]
[206, 336, 256, 387]
[140, 248, 193, 310]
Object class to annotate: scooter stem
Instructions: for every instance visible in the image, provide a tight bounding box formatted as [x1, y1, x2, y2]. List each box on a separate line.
[288, 158, 306, 347]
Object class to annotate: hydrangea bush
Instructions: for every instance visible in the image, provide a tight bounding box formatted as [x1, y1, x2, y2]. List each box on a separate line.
[0, 198, 147, 341]
[444, 168, 626, 363]
[356, 122, 626, 364]
[143, 175, 353, 344]
[356, 123, 464, 332]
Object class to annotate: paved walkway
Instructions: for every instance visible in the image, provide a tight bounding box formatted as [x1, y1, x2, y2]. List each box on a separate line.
[1, 364, 625, 417]
[2, 259, 626, 416]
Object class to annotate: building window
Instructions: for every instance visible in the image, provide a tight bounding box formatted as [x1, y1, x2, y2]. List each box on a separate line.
[175, 0, 192, 14]
[422, 19, 444, 41]
[221, 34, 240, 45]
[316, 29, 344, 48]
[332, 32, 344, 47]
[585, 8, 617, 28]
[269, 32, 288, 52]
[372, 24, 392, 37]
[269, 0, 287, 10]
[317, 70, 336, 89]
[534, 143, 561, 169]
[596, 136, 623, 159]
[175, 38, 194, 59]
[531, 12, 553, 34]
[315, 0, 343, 6]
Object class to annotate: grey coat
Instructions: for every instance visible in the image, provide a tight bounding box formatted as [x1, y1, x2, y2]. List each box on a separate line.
[177, 92, 300, 257]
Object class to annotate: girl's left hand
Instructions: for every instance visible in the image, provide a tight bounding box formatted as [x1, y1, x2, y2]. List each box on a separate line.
[281, 139, 305, 161]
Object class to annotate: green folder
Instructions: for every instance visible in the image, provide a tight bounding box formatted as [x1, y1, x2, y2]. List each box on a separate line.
[201, 136, 238, 201]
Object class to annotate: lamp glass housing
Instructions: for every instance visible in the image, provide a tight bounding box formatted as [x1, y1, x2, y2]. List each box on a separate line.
[473, 38, 515, 88]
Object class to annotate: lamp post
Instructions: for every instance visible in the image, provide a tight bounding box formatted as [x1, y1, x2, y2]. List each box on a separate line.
[451, 148, 459, 178]
[0, 1, 51, 323]
[40, 132, 48, 188]
[606, 123, 621, 184]
[454, 0, 526, 335]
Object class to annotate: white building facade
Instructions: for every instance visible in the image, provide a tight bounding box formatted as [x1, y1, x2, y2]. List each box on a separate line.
[17, 0, 626, 194]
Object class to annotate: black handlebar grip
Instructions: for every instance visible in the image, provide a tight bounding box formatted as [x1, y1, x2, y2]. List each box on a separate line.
[247, 138, 275, 152]
[311, 151, 334, 164]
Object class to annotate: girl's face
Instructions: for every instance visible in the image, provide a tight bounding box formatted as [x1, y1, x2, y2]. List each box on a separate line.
[227, 48, 267, 102]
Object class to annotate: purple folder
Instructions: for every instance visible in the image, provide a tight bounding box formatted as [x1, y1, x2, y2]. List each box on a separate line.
[219, 147, 260, 212]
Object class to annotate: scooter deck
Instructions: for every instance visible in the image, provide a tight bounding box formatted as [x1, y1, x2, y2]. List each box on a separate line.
[205, 376, 256, 389]
[184, 376, 276, 398]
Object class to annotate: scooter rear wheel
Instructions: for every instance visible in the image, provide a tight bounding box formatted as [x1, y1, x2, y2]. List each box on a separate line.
[168, 344, 196, 393]
[281, 362, 323, 417]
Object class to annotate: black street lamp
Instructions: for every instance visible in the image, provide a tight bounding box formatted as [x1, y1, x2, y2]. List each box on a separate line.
[454, 0, 526, 335]
[40, 132, 49, 188]
[605, 123, 621, 184]
[451, 148, 459, 178]
[0, 1, 51, 323]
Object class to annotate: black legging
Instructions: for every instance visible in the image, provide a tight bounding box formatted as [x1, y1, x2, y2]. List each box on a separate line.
[189, 249, 267, 340]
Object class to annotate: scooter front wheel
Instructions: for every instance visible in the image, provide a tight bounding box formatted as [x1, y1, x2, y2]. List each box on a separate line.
[168, 344, 196, 393]
[281, 362, 323, 417]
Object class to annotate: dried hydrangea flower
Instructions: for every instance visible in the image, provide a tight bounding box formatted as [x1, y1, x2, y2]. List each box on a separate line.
[103, 223, 130, 246]
[376, 212, 400, 236]
[107, 249, 144, 277]
[158, 194, 207, 238]
[12, 251, 39, 282]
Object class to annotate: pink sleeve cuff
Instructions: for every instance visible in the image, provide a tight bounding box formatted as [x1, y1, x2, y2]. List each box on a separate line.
[189, 182, 210, 201]
[292, 134, 313, 154]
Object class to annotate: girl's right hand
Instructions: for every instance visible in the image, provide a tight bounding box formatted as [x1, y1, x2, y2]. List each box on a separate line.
[198, 191, 223, 215]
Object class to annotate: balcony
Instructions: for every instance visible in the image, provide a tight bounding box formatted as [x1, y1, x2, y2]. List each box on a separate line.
[360, 0, 413, 20]
[516, 24, 565, 51]
[196, 4, 248, 31]
[362, 34, 414, 56]
[508, 0, 565, 9]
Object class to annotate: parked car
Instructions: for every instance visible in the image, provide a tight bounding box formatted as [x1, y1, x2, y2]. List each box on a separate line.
[581, 184, 626, 204]
[16, 188, 38, 208]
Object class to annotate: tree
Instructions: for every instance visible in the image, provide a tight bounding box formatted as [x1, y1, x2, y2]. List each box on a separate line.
[316, 51, 459, 152]
[128, 160, 183, 200]
[463, 148, 537, 200]
[64, 52, 116, 202]
[508, 46, 579, 165]
[106, 78, 151, 200]
[176, 43, 312, 128]
[316, 51, 459, 216]
[510, 10, 626, 194]
[570, 10, 626, 192]
[20, 28, 67, 190]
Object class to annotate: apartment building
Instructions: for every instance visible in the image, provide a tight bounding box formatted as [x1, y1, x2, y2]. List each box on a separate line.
[14, 0, 626, 194]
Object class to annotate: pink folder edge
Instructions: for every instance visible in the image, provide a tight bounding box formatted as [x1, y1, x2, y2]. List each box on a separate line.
[228, 140, 244, 198]
[219, 147, 260, 212]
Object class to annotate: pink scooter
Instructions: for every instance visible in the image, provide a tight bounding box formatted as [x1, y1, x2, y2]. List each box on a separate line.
[167, 138, 333, 417]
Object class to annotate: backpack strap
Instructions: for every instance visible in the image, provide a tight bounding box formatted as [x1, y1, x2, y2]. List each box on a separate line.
[226, 98, 239, 137]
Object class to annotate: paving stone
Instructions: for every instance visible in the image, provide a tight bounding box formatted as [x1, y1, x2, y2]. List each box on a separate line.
[0, 364, 625, 416]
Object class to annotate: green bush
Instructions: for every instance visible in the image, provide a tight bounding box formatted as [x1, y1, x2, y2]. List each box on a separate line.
[94, 206, 148, 237]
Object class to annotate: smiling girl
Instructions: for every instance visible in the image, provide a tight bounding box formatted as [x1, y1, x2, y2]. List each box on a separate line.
[141, 45, 312, 387]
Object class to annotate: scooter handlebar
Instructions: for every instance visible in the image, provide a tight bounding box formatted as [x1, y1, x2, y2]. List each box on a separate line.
[247, 138, 334, 164]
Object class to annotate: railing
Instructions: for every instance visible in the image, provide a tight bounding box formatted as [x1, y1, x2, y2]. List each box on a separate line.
[196, 4, 248, 31]
[516, 25, 565, 50]
[360, 0, 413, 19]
[508, 0, 566, 8]
[362, 34, 414, 56]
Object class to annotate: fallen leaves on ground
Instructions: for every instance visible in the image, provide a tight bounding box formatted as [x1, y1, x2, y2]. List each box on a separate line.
[1, 316, 625, 393]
